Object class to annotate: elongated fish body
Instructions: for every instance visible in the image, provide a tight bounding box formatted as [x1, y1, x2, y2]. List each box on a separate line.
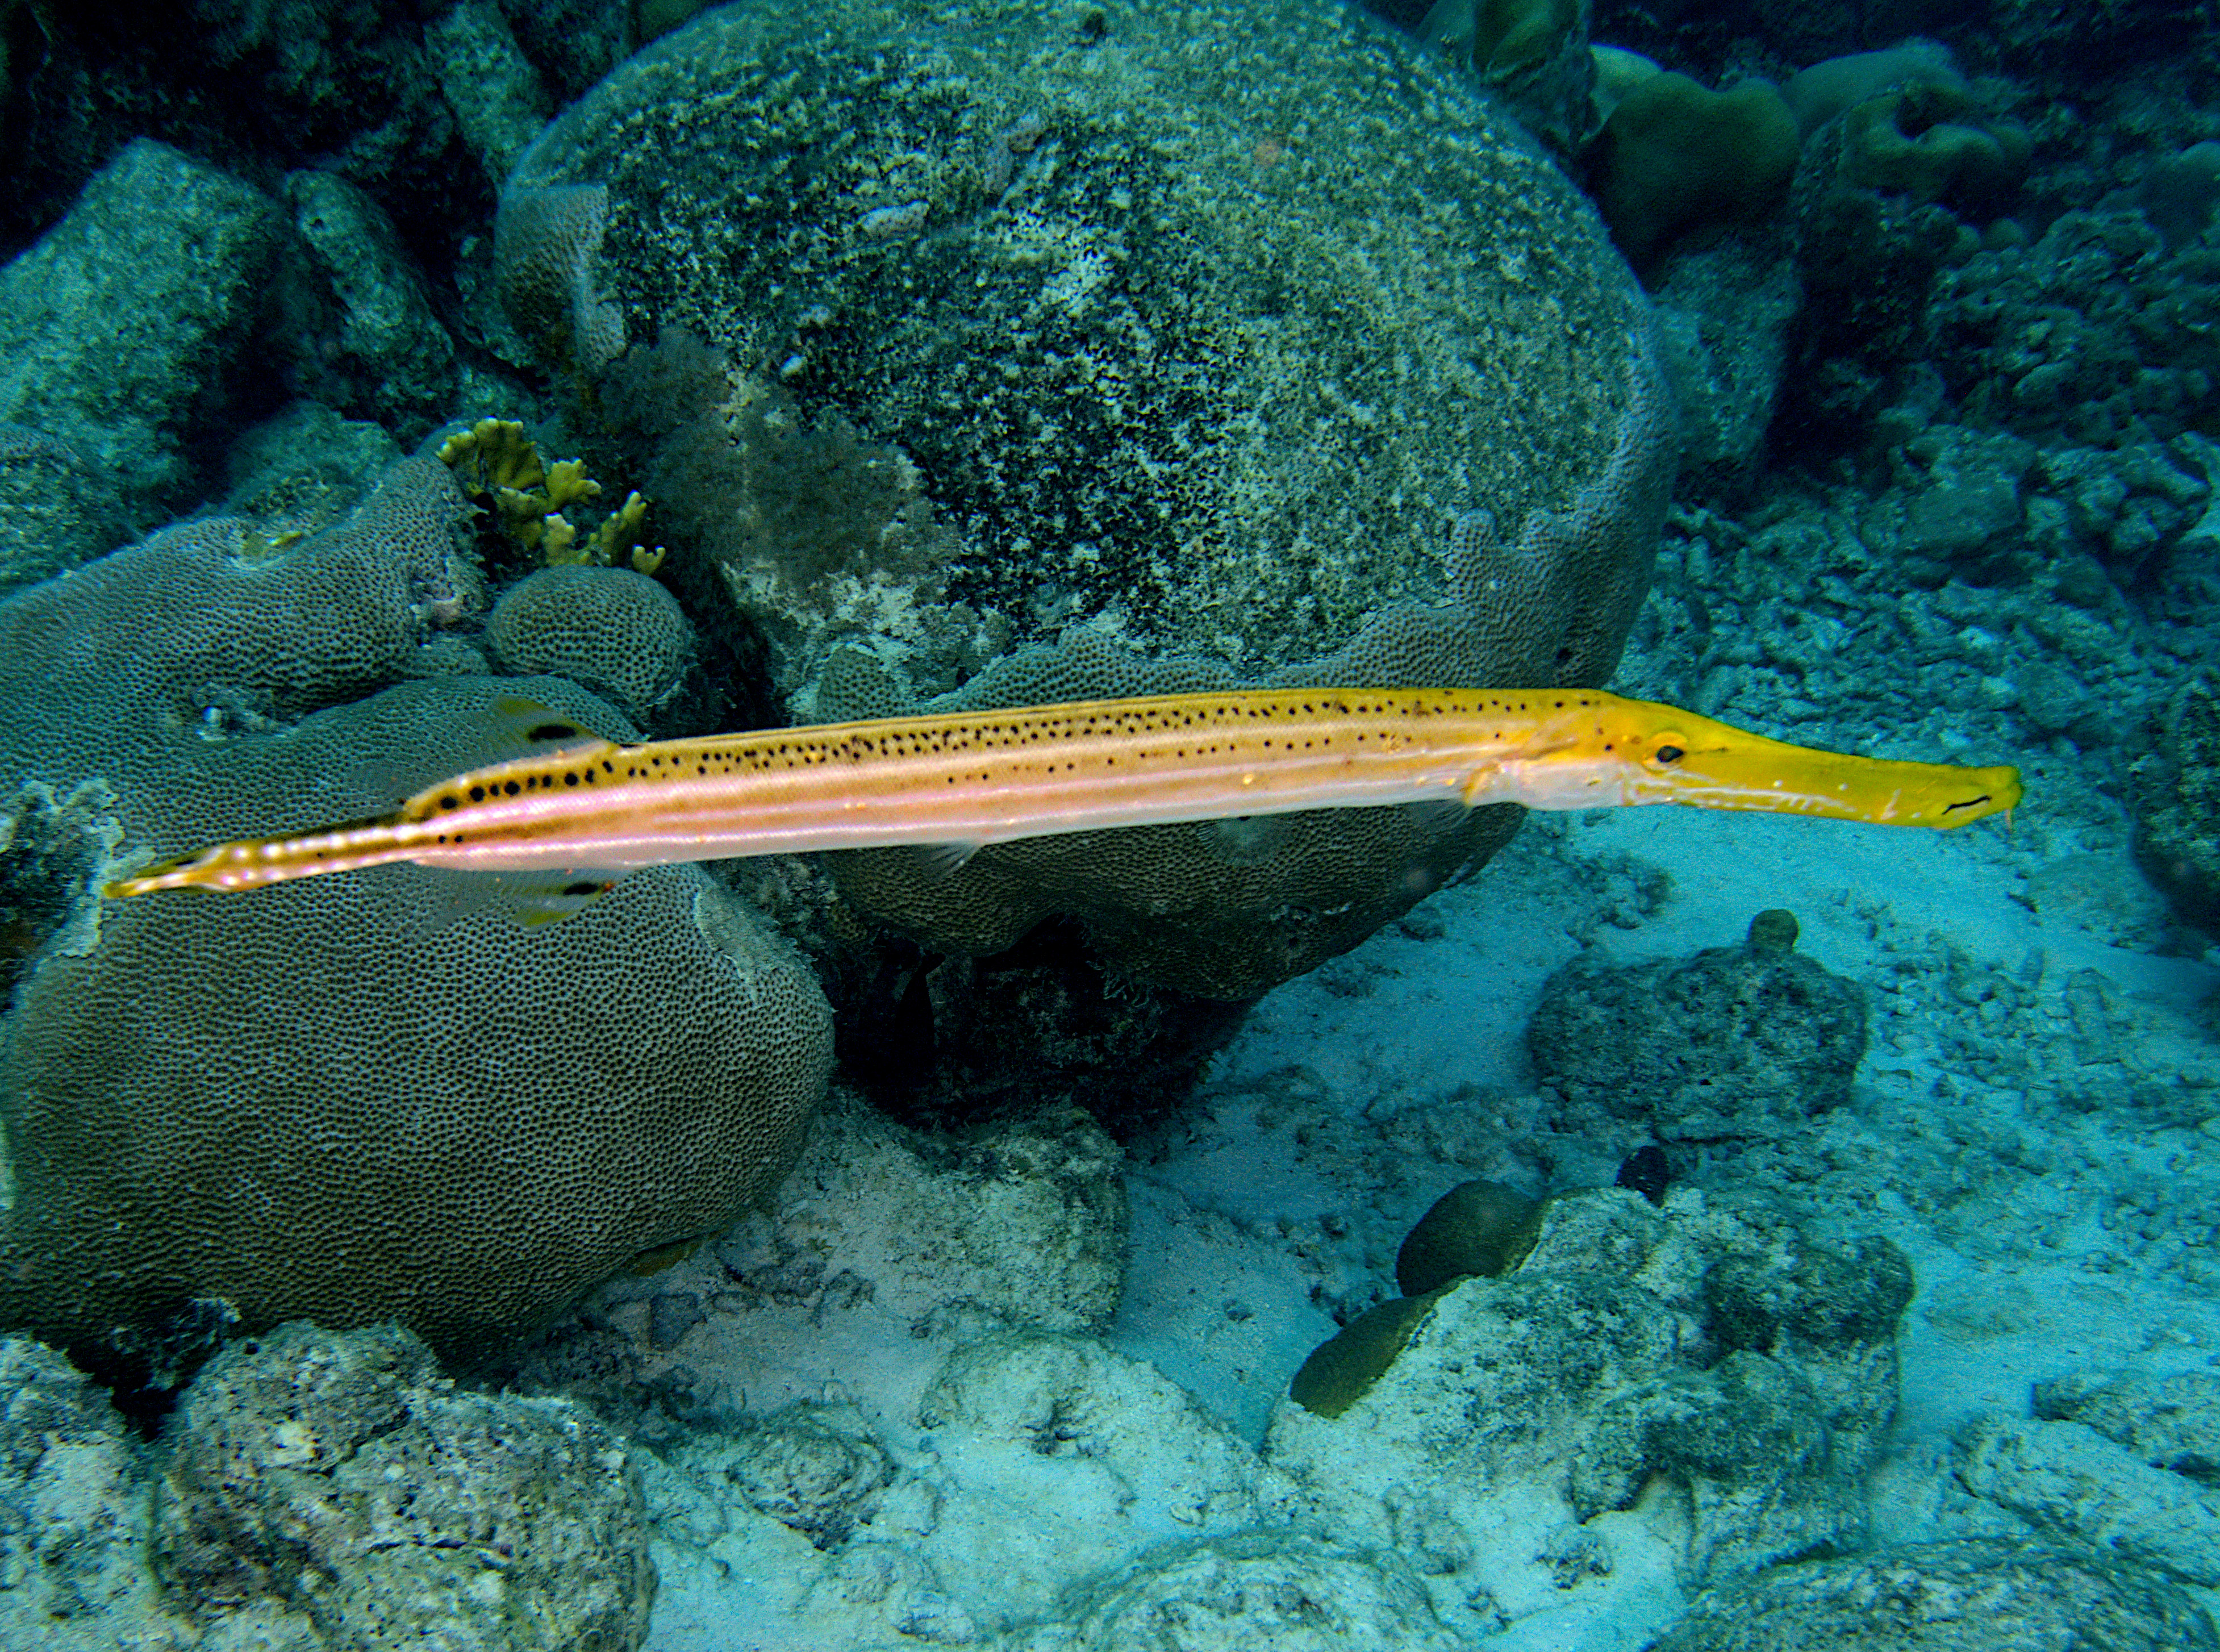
[104, 689, 2023, 899]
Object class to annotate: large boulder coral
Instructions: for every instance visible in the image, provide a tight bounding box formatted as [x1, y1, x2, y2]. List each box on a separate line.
[499, 0, 1674, 999]
[0, 457, 832, 1371]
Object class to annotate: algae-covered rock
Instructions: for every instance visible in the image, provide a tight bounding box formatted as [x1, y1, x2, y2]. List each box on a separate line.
[1649, 1539, 2217, 1651]
[156, 1322, 654, 1651]
[1009, 1530, 1469, 1652]
[2133, 672, 2220, 935]
[0, 1325, 656, 1651]
[0, 139, 283, 518]
[0, 1335, 306, 1649]
[2036, 1369, 2220, 1477]
[1529, 908, 1870, 1145]
[1268, 1188, 1911, 1598]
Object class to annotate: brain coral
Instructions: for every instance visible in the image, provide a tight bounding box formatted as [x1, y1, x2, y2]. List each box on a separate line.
[486, 563, 695, 723]
[503, 0, 1674, 996]
[0, 677, 832, 1363]
[0, 457, 833, 1371]
[0, 453, 480, 782]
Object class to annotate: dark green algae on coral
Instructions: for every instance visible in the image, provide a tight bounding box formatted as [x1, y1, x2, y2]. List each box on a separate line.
[502, 0, 1668, 703]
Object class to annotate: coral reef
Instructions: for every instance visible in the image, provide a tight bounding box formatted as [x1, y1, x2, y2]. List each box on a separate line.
[1780, 40, 1964, 141]
[811, 336, 1670, 1000]
[0, 454, 479, 769]
[0, 420, 123, 588]
[0, 1335, 238, 1650]
[0, 1324, 654, 1651]
[1269, 1186, 1911, 1596]
[1287, 1289, 1452, 1420]
[422, 0, 548, 187]
[700, 1092, 1130, 1342]
[1931, 207, 2220, 450]
[1420, 0, 1599, 158]
[1837, 84, 2030, 213]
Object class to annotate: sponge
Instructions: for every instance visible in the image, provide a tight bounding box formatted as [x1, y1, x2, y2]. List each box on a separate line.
[1591, 73, 1802, 268]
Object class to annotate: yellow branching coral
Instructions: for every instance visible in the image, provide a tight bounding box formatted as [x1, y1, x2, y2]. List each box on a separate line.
[438, 419, 666, 574]
[592, 490, 665, 575]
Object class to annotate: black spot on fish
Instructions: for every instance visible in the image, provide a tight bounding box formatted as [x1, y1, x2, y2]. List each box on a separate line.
[528, 722, 582, 743]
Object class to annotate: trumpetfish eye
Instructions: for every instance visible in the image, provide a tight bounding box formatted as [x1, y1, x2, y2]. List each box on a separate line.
[1650, 741, 1686, 766]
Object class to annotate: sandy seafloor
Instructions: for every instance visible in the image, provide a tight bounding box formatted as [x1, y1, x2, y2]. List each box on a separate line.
[578, 610, 2220, 1647]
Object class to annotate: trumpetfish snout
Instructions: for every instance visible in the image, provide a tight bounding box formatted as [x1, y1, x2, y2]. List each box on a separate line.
[103, 687, 2022, 906]
[1512, 696, 2026, 827]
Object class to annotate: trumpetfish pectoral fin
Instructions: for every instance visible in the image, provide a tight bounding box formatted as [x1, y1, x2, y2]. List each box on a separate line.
[912, 841, 988, 881]
[418, 866, 625, 930]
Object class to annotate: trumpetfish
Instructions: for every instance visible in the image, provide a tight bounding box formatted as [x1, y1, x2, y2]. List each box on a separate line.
[103, 688, 2022, 903]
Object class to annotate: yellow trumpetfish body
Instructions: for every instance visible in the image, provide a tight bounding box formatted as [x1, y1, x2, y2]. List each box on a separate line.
[103, 689, 2022, 900]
